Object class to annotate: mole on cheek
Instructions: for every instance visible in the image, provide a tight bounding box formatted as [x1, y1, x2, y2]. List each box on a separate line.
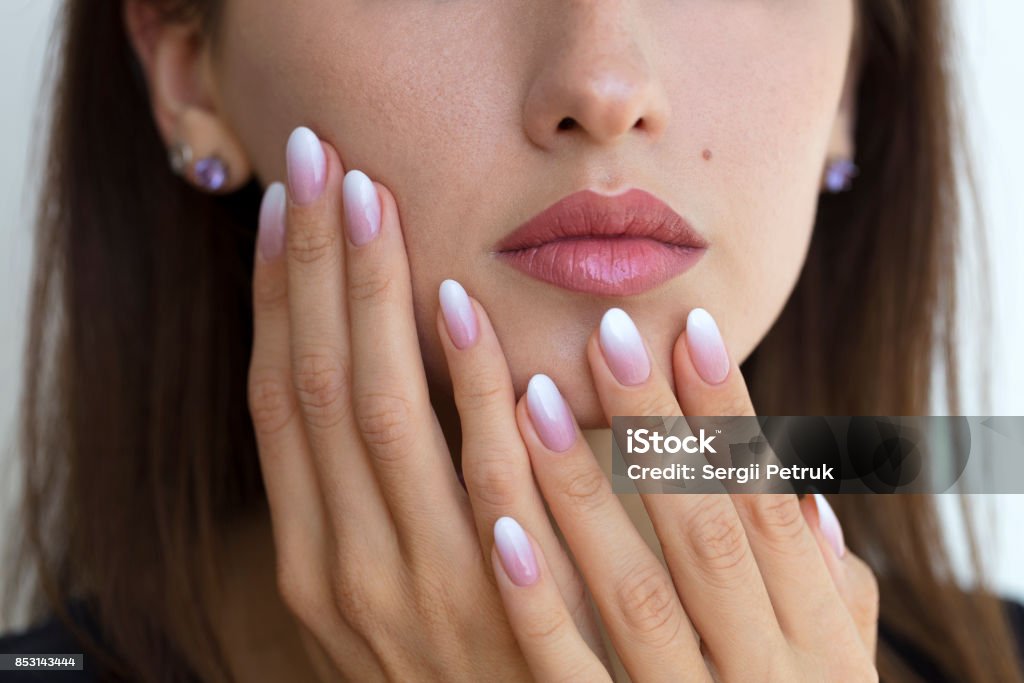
[702, 149, 712, 161]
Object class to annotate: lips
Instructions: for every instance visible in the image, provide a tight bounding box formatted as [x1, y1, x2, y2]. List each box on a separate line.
[492, 188, 708, 296]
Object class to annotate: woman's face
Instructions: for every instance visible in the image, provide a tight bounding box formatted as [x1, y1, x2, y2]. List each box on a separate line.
[212, 0, 855, 427]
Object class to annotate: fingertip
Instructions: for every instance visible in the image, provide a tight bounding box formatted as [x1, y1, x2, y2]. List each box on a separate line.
[257, 182, 287, 263]
[438, 278, 479, 350]
[685, 307, 731, 386]
[493, 515, 541, 587]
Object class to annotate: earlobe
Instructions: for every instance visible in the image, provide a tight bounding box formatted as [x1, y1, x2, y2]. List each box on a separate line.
[123, 0, 252, 193]
[167, 108, 252, 193]
[821, 54, 859, 194]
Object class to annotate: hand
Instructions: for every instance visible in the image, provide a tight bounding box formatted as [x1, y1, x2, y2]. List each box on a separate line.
[246, 126, 607, 681]
[490, 307, 880, 681]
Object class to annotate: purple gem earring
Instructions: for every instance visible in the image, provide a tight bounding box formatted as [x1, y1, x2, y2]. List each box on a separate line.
[168, 140, 229, 192]
[824, 158, 858, 193]
[193, 156, 229, 192]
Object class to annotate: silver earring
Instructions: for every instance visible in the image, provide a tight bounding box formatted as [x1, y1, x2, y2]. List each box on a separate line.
[168, 140, 192, 176]
[824, 158, 858, 193]
[168, 140, 229, 192]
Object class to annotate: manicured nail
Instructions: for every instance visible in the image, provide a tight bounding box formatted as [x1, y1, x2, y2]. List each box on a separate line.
[439, 279, 479, 349]
[494, 516, 539, 587]
[526, 374, 576, 452]
[257, 182, 286, 262]
[814, 493, 847, 558]
[343, 170, 381, 246]
[686, 308, 730, 385]
[286, 126, 326, 205]
[599, 308, 651, 386]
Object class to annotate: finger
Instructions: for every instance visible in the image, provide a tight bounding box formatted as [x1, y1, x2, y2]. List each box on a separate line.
[249, 182, 328, 564]
[800, 494, 879, 658]
[283, 126, 390, 538]
[517, 374, 703, 680]
[252, 182, 378, 676]
[674, 308, 858, 650]
[588, 307, 784, 679]
[436, 280, 604, 653]
[341, 168, 464, 547]
[490, 516, 612, 683]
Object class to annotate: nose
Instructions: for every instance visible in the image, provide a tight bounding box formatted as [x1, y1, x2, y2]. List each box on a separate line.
[523, 2, 671, 150]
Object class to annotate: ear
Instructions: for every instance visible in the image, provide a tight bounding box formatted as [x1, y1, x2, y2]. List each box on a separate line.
[123, 0, 251, 193]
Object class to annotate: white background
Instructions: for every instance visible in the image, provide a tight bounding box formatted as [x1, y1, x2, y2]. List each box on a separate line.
[1, 1, 1021, 629]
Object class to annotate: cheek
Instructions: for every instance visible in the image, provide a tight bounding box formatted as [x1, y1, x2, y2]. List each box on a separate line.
[214, 0, 517, 311]
[215, 1, 515, 188]
[657, 0, 854, 363]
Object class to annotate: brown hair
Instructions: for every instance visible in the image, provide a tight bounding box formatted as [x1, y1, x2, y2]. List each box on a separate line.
[4, 0, 1021, 681]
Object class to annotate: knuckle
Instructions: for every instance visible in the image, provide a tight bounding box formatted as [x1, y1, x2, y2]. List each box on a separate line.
[329, 564, 382, 631]
[292, 350, 350, 429]
[686, 499, 750, 574]
[520, 605, 571, 643]
[457, 374, 510, 408]
[465, 456, 520, 509]
[348, 269, 395, 304]
[614, 562, 683, 647]
[353, 390, 415, 453]
[743, 494, 806, 546]
[275, 554, 321, 622]
[288, 223, 339, 265]
[247, 369, 296, 438]
[630, 391, 680, 419]
[559, 465, 610, 516]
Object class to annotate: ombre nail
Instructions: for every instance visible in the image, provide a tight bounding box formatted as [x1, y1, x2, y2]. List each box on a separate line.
[814, 493, 847, 558]
[257, 182, 286, 262]
[599, 308, 651, 386]
[686, 308, 730, 385]
[439, 279, 479, 349]
[494, 516, 539, 587]
[285, 126, 326, 205]
[526, 374, 576, 452]
[342, 170, 381, 246]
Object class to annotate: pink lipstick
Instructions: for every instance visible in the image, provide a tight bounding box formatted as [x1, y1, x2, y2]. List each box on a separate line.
[493, 189, 707, 296]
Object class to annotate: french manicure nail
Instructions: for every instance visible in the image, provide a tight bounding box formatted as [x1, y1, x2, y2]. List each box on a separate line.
[257, 182, 286, 262]
[686, 308, 730, 385]
[439, 279, 479, 349]
[526, 374, 576, 452]
[494, 516, 539, 587]
[599, 308, 651, 386]
[286, 126, 326, 205]
[814, 493, 847, 558]
[343, 170, 381, 246]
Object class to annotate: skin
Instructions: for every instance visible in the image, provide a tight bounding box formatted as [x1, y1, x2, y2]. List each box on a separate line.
[212, 0, 856, 428]
[123, 0, 871, 680]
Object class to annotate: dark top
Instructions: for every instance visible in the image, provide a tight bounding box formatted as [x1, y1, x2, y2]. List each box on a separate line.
[1, 597, 1023, 681]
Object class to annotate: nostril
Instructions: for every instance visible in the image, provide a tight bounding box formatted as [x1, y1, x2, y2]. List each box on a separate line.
[557, 117, 577, 131]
